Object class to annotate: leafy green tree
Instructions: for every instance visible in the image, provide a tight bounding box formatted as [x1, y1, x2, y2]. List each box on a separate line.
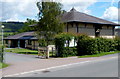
[19, 18, 37, 33]
[36, 1, 64, 46]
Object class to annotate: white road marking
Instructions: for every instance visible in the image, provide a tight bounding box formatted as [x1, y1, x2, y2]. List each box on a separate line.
[4, 56, 118, 77]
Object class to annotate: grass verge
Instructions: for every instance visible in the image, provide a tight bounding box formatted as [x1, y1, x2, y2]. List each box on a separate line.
[5, 48, 38, 55]
[78, 51, 120, 58]
[0, 63, 9, 69]
[5, 48, 56, 56]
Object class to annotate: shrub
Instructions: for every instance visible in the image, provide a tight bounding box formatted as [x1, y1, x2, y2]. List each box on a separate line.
[55, 33, 119, 57]
[114, 37, 120, 51]
[95, 38, 116, 53]
[0, 46, 4, 63]
[77, 35, 97, 55]
[77, 35, 116, 56]
[55, 33, 76, 57]
[60, 47, 77, 57]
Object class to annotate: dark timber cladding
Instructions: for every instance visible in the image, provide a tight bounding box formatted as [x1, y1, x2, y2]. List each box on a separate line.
[61, 8, 120, 37]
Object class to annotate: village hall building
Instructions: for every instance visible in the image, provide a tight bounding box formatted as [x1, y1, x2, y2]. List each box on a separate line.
[4, 8, 120, 49]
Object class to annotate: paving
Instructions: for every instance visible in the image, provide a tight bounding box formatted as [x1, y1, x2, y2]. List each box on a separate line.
[0, 52, 118, 77]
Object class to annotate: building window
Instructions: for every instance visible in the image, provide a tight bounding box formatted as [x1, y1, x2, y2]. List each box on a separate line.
[28, 40, 32, 45]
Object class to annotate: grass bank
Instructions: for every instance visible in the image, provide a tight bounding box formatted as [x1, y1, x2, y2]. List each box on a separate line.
[78, 51, 119, 58]
[0, 63, 9, 69]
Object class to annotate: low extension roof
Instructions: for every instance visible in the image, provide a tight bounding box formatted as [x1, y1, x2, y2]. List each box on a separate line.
[4, 31, 38, 40]
[61, 8, 119, 26]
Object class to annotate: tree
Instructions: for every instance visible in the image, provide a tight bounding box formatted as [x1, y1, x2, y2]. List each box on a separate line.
[36, 1, 64, 46]
[19, 18, 37, 33]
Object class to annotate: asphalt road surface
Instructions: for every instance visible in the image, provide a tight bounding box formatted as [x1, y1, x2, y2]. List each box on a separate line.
[17, 56, 118, 77]
[4, 52, 39, 63]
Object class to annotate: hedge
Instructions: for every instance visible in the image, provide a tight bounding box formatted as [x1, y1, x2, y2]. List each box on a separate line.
[0, 46, 4, 62]
[60, 47, 77, 57]
[55, 33, 120, 57]
[95, 38, 116, 52]
[77, 35, 100, 55]
[77, 35, 117, 56]
[114, 37, 120, 51]
[55, 33, 76, 57]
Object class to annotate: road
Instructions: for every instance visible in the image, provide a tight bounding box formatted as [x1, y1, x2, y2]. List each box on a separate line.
[4, 52, 39, 63]
[2, 52, 119, 77]
[16, 56, 118, 77]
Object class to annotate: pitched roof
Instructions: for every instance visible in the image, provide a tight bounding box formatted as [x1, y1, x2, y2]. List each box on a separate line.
[4, 31, 38, 40]
[61, 8, 119, 26]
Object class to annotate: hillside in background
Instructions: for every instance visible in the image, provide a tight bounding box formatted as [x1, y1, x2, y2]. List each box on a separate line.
[1, 22, 24, 37]
[2, 22, 24, 32]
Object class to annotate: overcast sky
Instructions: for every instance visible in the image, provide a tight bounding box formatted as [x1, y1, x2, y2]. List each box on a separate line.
[0, 0, 119, 24]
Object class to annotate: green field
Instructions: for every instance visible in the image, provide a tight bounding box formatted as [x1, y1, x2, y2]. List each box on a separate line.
[3, 32, 15, 37]
[0, 31, 15, 37]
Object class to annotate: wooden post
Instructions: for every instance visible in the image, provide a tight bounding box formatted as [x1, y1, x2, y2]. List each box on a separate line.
[67, 23, 68, 32]
[8, 40, 11, 48]
[46, 46, 49, 59]
[38, 47, 40, 58]
[112, 26, 115, 36]
[52, 47, 54, 56]
[18, 40, 20, 48]
[25, 40, 27, 48]
[76, 23, 79, 33]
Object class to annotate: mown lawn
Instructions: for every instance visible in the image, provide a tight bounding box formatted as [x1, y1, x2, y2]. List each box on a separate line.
[5, 48, 38, 55]
[5, 48, 120, 58]
[5, 48, 56, 57]
[0, 63, 9, 69]
[78, 51, 120, 58]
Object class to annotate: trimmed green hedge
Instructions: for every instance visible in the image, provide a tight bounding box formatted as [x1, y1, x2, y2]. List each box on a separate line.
[95, 38, 116, 52]
[55, 33, 120, 57]
[60, 47, 77, 57]
[77, 35, 116, 56]
[77, 37, 97, 55]
[114, 37, 120, 51]
[55, 33, 75, 57]
[0, 46, 4, 63]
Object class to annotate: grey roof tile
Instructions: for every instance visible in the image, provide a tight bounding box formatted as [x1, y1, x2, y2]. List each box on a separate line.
[61, 8, 119, 25]
[4, 31, 37, 40]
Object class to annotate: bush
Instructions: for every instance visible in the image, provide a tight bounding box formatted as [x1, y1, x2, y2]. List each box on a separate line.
[77, 35, 116, 56]
[114, 37, 120, 51]
[77, 35, 97, 55]
[55, 33, 120, 57]
[95, 38, 116, 53]
[58, 47, 77, 57]
[55, 33, 76, 57]
[0, 46, 4, 63]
